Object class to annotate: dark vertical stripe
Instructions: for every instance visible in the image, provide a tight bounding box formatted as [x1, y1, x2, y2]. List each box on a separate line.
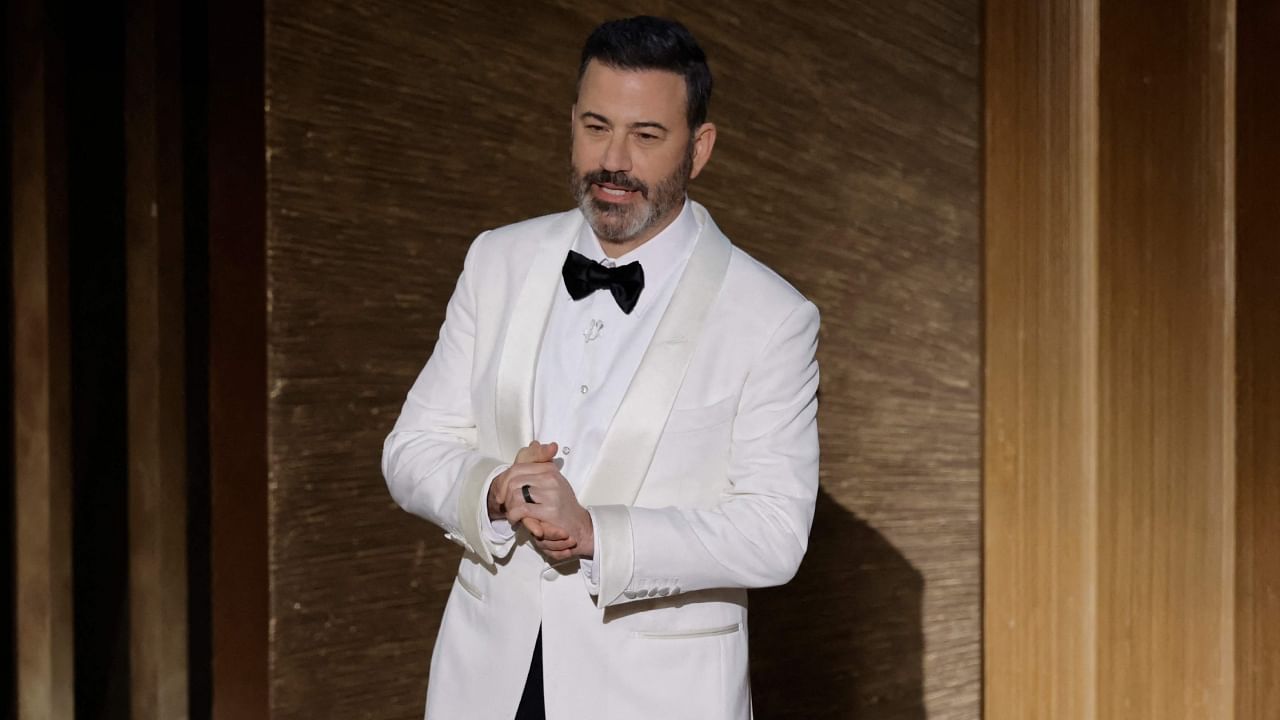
[1, 0, 14, 713]
[66, 0, 130, 717]
[1236, 2, 1280, 718]
[183, 0, 213, 716]
[208, 0, 268, 716]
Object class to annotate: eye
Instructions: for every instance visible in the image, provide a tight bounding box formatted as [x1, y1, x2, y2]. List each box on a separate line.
[584, 123, 608, 134]
[635, 132, 660, 143]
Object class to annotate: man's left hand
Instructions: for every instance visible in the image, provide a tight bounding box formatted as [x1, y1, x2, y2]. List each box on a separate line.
[504, 471, 594, 562]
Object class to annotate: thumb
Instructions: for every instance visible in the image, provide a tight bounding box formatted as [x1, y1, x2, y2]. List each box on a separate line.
[523, 516, 546, 539]
[515, 440, 541, 465]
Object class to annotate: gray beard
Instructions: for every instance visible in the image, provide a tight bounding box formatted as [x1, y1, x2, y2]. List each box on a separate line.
[571, 149, 694, 246]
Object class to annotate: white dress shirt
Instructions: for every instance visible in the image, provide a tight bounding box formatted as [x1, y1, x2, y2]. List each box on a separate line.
[482, 198, 700, 589]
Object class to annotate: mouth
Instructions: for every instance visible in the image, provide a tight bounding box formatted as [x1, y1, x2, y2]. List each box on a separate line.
[591, 181, 643, 204]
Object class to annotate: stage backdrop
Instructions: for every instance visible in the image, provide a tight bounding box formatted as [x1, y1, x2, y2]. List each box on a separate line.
[262, 2, 979, 717]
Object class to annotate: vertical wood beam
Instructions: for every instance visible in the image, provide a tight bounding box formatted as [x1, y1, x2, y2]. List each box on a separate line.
[126, 0, 189, 717]
[9, 1, 74, 718]
[984, 1, 1099, 718]
[1235, 1, 1280, 717]
[987, 0, 1237, 718]
[1095, 1, 1236, 717]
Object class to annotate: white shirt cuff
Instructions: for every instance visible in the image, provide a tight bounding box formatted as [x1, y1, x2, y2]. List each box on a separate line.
[479, 464, 516, 549]
[581, 507, 602, 594]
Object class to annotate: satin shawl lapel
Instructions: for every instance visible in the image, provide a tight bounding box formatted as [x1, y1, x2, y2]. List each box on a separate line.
[494, 211, 582, 462]
[580, 205, 733, 506]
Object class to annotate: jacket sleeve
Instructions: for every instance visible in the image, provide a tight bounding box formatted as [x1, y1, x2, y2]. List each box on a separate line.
[381, 231, 513, 565]
[590, 300, 821, 607]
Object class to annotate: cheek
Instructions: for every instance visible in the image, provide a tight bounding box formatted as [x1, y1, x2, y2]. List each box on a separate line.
[570, 139, 595, 173]
[643, 154, 681, 185]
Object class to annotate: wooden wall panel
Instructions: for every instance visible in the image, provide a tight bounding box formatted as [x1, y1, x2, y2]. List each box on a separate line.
[1096, 1, 1235, 717]
[1236, 1, 1280, 717]
[983, 1, 1098, 718]
[986, 0, 1239, 718]
[9, 0, 75, 717]
[264, 2, 979, 718]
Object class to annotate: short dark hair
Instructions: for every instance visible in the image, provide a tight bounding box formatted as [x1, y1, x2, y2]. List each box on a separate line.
[577, 16, 713, 132]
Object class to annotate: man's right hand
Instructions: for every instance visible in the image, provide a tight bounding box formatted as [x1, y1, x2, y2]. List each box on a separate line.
[487, 441, 570, 545]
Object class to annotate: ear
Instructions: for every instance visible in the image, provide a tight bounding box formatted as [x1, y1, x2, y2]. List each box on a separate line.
[688, 122, 717, 180]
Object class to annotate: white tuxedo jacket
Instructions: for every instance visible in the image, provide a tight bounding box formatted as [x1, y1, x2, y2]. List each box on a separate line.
[383, 201, 820, 720]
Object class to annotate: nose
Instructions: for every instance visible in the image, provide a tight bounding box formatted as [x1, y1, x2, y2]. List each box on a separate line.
[600, 133, 631, 173]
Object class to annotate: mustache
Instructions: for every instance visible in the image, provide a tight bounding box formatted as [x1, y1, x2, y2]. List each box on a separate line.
[580, 169, 649, 198]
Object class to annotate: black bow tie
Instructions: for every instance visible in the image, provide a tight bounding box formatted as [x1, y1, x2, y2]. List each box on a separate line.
[562, 250, 645, 314]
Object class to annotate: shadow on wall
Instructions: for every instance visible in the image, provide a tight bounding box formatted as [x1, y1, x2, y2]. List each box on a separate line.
[750, 488, 925, 719]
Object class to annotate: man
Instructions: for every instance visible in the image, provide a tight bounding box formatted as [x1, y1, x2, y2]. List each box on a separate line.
[383, 16, 819, 720]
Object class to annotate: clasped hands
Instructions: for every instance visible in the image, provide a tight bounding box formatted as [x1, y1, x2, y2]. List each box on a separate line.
[487, 440, 594, 562]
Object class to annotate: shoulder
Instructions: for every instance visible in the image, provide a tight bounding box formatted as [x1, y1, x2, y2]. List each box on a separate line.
[714, 233, 818, 341]
[466, 208, 580, 264]
[691, 201, 813, 322]
[725, 246, 810, 311]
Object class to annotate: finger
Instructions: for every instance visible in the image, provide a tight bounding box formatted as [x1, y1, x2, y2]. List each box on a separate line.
[514, 440, 541, 465]
[504, 481, 536, 512]
[536, 537, 577, 552]
[522, 516, 546, 538]
[507, 503, 539, 525]
[491, 474, 511, 504]
[517, 441, 558, 465]
[504, 474, 563, 510]
[507, 503, 559, 542]
[538, 524, 570, 541]
[531, 521, 571, 541]
[544, 548, 574, 562]
[516, 501, 567, 526]
[501, 462, 560, 483]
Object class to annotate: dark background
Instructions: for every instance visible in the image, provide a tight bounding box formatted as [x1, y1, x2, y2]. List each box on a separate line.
[4, 2, 213, 718]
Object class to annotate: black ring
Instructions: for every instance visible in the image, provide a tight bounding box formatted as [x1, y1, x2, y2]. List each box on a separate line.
[521, 484, 536, 504]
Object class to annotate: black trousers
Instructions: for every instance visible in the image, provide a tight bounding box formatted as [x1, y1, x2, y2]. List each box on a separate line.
[514, 628, 545, 720]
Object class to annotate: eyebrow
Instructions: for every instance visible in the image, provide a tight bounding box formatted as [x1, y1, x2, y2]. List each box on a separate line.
[579, 112, 670, 133]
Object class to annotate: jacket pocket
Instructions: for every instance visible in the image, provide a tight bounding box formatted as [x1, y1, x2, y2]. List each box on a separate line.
[663, 394, 738, 434]
[454, 550, 490, 602]
[454, 572, 484, 602]
[632, 622, 740, 640]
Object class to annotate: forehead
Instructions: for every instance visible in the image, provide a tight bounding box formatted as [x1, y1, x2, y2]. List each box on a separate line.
[577, 60, 688, 125]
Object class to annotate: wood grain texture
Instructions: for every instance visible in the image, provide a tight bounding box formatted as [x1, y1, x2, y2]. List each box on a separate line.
[1235, 1, 1280, 717]
[10, 0, 75, 717]
[1096, 0, 1236, 717]
[983, 1, 1099, 718]
[263, 2, 979, 718]
[125, 0, 189, 717]
[987, 1, 1238, 718]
